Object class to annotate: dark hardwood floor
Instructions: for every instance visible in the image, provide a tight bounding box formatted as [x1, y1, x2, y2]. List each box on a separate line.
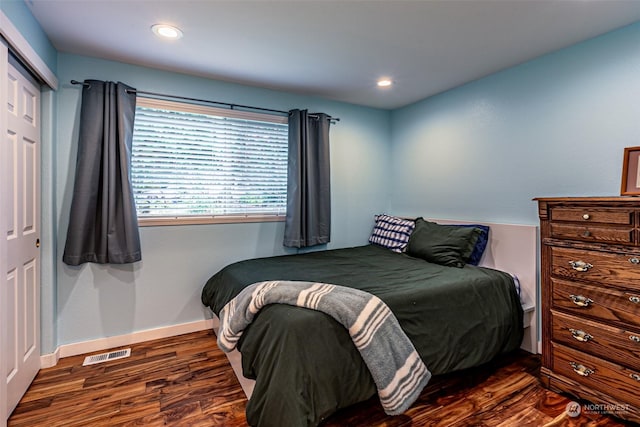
[8, 330, 631, 426]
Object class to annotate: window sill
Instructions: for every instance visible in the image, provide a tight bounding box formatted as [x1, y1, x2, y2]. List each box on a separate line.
[138, 215, 285, 227]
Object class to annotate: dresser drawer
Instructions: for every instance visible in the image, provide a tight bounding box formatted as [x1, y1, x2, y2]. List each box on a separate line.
[551, 246, 640, 288]
[552, 343, 640, 407]
[550, 223, 633, 245]
[550, 207, 633, 225]
[551, 278, 640, 327]
[552, 310, 640, 370]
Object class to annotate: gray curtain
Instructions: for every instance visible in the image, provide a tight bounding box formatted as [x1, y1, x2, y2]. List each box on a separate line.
[283, 109, 331, 248]
[63, 80, 141, 266]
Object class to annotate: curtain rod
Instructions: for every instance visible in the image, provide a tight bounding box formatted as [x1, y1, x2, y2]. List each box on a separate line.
[70, 80, 340, 122]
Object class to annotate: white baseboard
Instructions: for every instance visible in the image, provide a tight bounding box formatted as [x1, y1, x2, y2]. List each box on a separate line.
[40, 347, 61, 369]
[39, 318, 215, 367]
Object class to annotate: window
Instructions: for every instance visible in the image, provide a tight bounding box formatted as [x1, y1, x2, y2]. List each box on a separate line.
[131, 97, 289, 226]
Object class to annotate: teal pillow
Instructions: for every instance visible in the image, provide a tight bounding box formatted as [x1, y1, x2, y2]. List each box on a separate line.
[407, 218, 482, 268]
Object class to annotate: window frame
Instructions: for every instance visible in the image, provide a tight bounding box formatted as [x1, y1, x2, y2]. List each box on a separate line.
[132, 97, 289, 227]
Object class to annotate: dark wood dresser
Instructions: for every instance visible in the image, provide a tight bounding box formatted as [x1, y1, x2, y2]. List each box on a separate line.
[537, 197, 640, 422]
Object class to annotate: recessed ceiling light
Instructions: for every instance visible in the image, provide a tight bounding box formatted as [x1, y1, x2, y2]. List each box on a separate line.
[151, 24, 183, 40]
[377, 78, 393, 88]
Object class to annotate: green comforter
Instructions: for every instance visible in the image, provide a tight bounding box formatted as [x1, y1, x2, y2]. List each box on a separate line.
[201, 245, 523, 427]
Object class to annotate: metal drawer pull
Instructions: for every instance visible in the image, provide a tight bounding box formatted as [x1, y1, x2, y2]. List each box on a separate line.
[569, 328, 593, 342]
[631, 373, 640, 382]
[630, 257, 640, 265]
[582, 214, 590, 220]
[630, 296, 640, 304]
[569, 294, 594, 307]
[570, 362, 594, 377]
[630, 335, 640, 343]
[582, 230, 591, 237]
[569, 260, 593, 272]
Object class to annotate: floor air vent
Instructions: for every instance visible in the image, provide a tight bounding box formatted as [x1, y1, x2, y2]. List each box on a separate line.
[82, 348, 131, 366]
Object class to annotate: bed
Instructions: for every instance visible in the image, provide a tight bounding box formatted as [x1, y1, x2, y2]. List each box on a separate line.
[201, 217, 537, 427]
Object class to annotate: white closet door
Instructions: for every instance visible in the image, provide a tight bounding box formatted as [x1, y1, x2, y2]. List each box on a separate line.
[0, 38, 8, 427]
[2, 53, 41, 418]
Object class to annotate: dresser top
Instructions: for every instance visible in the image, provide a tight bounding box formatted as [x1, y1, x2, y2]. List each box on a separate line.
[534, 196, 640, 203]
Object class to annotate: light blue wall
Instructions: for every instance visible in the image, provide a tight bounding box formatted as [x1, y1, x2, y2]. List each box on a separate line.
[390, 22, 640, 225]
[0, 0, 57, 73]
[41, 88, 57, 354]
[9, 4, 640, 350]
[55, 53, 390, 345]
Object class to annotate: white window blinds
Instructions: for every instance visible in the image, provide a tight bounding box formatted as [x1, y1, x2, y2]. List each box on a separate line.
[131, 97, 288, 222]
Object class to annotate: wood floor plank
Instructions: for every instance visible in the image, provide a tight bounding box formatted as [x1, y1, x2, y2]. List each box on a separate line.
[103, 392, 163, 425]
[7, 330, 632, 426]
[496, 405, 555, 427]
[13, 378, 86, 404]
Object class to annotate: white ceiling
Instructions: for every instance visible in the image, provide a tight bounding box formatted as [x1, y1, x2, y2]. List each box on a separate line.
[27, 0, 640, 110]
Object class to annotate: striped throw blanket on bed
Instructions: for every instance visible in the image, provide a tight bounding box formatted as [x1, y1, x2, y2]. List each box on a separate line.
[217, 280, 432, 415]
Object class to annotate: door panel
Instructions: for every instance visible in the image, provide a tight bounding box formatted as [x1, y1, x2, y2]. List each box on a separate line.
[22, 138, 36, 233]
[6, 131, 16, 238]
[5, 270, 17, 383]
